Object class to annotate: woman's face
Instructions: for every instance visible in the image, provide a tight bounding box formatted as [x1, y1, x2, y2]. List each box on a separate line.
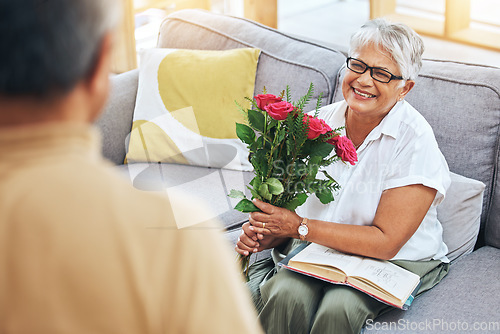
[342, 44, 414, 122]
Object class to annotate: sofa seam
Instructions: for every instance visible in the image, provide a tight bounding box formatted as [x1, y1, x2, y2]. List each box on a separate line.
[225, 219, 248, 232]
[332, 64, 346, 102]
[418, 73, 500, 98]
[423, 58, 500, 70]
[167, 9, 346, 57]
[333, 64, 500, 99]
[158, 16, 337, 101]
[484, 119, 500, 245]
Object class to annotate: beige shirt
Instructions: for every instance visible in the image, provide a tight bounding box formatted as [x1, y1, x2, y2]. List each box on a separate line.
[0, 123, 261, 333]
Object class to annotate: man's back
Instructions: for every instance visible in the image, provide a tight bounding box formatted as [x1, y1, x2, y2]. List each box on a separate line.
[0, 123, 259, 333]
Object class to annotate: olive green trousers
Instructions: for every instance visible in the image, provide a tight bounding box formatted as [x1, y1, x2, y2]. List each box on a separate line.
[247, 243, 449, 334]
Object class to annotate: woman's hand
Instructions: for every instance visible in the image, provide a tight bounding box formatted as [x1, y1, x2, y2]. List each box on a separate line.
[235, 222, 261, 256]
[235, 222, 287, 256]
[248, 199, 302, 239]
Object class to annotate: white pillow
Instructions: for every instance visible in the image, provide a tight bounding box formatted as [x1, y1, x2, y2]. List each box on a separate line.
[125, 48, 261, 171]
[438, 172, 485, 262]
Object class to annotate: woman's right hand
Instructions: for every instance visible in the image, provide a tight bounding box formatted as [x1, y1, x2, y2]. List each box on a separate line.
[235, 222, 287, 256]
[235, 222, 261, 256]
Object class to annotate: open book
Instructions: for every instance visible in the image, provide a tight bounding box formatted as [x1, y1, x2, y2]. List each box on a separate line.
[279, 243, 421, 310]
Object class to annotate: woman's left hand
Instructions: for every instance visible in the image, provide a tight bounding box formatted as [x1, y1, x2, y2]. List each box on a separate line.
[249, 199, 302, 238]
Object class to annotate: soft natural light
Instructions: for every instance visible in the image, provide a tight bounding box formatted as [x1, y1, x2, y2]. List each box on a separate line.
[129, 0, 500, 71]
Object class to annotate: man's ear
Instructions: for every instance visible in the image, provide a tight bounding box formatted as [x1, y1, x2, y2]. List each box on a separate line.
[399, 80, 415, 100]
[84, 32, 113, 121]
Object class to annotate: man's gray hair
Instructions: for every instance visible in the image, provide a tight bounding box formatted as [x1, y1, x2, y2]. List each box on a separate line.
[349, 18, 425, 81]
[0, 0, 121, 97]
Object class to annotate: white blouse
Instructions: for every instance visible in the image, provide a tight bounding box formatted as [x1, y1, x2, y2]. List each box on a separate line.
[297, 100, 451, 262]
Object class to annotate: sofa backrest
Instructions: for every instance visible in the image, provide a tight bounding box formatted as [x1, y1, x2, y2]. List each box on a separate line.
[334, 60, 500, 249]
[156, 9, 346, 106]
[98, 9, 346, 170]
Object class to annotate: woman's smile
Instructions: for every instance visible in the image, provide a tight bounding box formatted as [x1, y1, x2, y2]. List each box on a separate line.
[353, 87, 376, 99]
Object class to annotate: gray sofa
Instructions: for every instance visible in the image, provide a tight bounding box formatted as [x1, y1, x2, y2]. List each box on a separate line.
[98, 9, 500, 333]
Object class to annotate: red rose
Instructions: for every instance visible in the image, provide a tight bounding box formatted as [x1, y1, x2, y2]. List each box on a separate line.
[328, 135, 358, 165]
[265, 101, 295, 120]
[254, 94, 282, 110]
[303, 115, 331, 139]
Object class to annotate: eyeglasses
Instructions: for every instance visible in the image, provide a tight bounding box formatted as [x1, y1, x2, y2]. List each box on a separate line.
[346, 57, 404, 83]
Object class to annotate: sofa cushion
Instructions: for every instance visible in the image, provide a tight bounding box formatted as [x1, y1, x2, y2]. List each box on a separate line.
[439, 172, 485, 261]
[364, 246, 500, 333]
[125, 47, 260, 171]
[96, 69, 139, 165]
[334, 60, 500, 248]
[157, 9, 346, 106]
[115, 163, 253, 229]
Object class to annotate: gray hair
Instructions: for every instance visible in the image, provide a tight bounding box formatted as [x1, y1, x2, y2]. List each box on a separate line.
[349, 18, 425, 81]
[0, 0, 121, 97]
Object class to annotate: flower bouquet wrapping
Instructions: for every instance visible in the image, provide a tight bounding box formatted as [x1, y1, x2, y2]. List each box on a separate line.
[229, 84, 357, 274]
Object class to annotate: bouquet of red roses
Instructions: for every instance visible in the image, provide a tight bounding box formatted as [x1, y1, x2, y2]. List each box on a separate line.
[229, 84, 357, 213]
[229, 84, 357, 274]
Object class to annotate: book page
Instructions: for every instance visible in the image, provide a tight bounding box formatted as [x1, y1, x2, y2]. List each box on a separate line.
[349, 257, 420, 301]
[289, 243, 363, 277]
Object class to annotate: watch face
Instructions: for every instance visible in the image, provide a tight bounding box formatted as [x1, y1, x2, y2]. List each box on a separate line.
[298, 225, 309, 236]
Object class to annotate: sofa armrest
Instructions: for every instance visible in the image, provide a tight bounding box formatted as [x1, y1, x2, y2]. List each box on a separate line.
[95, 69, 139, 165]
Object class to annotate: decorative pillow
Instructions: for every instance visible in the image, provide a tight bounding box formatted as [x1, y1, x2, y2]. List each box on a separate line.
[125, 48, 261, 171]
[438, 172, 485, 262]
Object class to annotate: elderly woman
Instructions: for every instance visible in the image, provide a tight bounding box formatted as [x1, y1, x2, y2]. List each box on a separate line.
[236, 18, 451, 334]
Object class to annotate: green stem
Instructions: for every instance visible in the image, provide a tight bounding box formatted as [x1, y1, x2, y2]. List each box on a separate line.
[266, 121, 282, 180]
[262, 112, 269, 182]
[238, 253, 251, 281]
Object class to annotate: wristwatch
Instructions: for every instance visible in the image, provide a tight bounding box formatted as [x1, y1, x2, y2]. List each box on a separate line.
[298, 218, 309, 241]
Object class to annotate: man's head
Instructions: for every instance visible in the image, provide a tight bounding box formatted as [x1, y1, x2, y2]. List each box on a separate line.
[0, 0, 120, 97]
[0, 0, 120, 125]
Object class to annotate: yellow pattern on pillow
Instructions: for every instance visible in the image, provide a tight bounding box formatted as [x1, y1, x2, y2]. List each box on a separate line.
[127, 119, 189, 165]
[158, 49, 258, 139]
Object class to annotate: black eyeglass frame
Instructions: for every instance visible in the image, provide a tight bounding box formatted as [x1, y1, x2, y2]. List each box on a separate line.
[346, 57, 404, 83]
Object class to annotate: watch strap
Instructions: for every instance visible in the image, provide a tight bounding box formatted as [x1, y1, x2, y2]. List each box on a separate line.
[299, 217, 309, 241]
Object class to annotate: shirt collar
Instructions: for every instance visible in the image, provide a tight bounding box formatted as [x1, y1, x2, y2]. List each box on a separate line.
[363, 101, 404, 143]
[0, 122, 101, 163]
